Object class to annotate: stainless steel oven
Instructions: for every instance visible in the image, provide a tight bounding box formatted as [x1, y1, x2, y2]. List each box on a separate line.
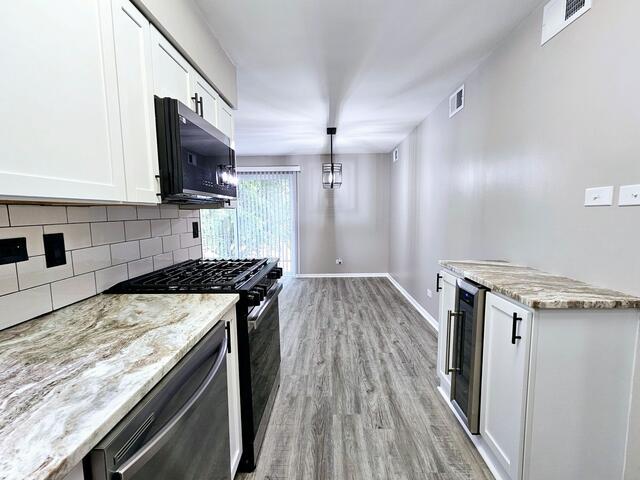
[245, 282, 282, 467]
[89, 321, 230, 480]
[447, 278, 488, 434]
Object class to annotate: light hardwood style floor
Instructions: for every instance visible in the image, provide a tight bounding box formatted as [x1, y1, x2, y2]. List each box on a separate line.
[239, 277, 493, 480]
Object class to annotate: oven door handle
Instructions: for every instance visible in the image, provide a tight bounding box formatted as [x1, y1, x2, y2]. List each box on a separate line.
[113, 333, 227, 480]
[446, 311, 462, 373]
[248, 283, 283, 330]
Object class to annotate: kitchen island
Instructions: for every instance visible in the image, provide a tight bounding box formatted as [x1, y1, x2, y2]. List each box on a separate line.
[0, 292, 238, 480]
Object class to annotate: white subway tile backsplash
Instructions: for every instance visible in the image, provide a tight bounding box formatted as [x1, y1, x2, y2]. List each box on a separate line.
[95, 264, 128, 293]
[8, 205, 67, 226]
[17, 253, 74, 289]
[125, 220, 151, 241]
[153, 252, 174, 271]
[173, 248, 189, 264]
[140, 237, 162, 258]
[136, 206, 161, 220]
[91, 222, 125, 246]
[107, 206, 137, 221]
[0, 264, 18, 296]
[44, 223, 91, 250]
[0, 226, 45, 256]
[171, 218, 187, 234]
[111, 241, 140, 265]
[51, 273, 96, 310]
[0, 285, 52, 330]
[160, 205, 179, 219]
[72, 245, 111, 275]
[67, 206, 107, 223]
[0, 205, 9, 227]
[162, 234, 180, 253]
[188, 246, 203, 260]
[150, 219, 171, 237]
[127, 257, 153, 278]
[180, 232, 201, 249]
[0, 203, 203, 330]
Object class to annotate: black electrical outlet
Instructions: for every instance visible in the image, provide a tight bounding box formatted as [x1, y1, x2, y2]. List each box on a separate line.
[0, 237, 28, 265]
[192, 222, 199, 239]
[43, 233, 66, 268]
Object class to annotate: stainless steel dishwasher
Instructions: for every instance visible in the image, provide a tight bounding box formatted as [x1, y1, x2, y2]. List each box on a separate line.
[89, 321, 230, 480]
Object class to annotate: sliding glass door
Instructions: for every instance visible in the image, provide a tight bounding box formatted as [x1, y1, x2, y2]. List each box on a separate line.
[201, 170, 298, 274]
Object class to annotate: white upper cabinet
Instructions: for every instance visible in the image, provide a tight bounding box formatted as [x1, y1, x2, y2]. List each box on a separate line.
[0, 0, 126, 203]
[217, 99, 235, 143]
[150, 26, 193, 108]
[481, 292, 532, 480]
[111, 0, 159, 204]
[191, 72, 219, 128]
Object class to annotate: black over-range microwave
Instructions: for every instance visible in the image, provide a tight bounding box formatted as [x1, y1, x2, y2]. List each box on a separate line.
[154, 96, 237, 206]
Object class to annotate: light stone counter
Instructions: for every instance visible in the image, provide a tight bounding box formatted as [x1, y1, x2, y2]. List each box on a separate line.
[0, 292, 238, 480]
[440, 260, 640, 309]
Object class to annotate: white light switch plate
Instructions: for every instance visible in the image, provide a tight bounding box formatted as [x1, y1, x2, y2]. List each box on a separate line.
[584, 186, 614, 207]
[619, 184, 640, 206]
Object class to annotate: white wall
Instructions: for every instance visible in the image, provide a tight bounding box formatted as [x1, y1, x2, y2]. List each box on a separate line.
[238, 154, 390, 274]
[133, 0, 238, 106]
[389, 0, 640, 319]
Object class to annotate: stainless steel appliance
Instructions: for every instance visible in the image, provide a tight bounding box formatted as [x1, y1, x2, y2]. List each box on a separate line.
[108, 258, 283, 472]
[89, 321, 230, 479]
[154, 97, 237, 206]
[447, 278, 489, 434]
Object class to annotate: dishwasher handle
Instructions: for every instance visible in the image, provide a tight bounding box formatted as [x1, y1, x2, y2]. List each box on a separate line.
[113, 332, 228, 480]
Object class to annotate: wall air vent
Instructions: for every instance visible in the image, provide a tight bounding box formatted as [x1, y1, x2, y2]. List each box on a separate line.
[541, 0, 592, 45]
[449, 85, 464, 118]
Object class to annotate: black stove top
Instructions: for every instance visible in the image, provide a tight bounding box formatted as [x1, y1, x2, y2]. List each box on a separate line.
[108, 258, 280, 293]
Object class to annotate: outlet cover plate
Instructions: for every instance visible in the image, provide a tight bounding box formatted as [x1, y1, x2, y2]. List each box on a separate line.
[584, 186, 614, 207]
[619, 184, 640, 206]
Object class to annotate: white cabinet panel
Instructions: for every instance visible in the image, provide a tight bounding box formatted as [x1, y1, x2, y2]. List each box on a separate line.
[217, 99, 235, 142]
[481, 293, 532, 480]
[0, 0, 126, 202]
[225, 309, 243, 477]
[192, 72, 219, 127]
[150, 26, 192, 107]
[436, 270, 457, 396]
[112, 0, 159, 204]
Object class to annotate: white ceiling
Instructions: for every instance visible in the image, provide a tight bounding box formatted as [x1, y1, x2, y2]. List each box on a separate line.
[196, 0, 543, 156]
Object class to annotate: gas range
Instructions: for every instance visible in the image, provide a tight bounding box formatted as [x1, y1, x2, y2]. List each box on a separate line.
[108, 258, 283, 306]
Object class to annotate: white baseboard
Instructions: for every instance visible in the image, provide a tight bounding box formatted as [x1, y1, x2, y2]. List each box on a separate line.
[295, 273, 389, 278]
[294, 272, 439, 333]
[385, 274, 439, 333]
[437, 386, 505, 480]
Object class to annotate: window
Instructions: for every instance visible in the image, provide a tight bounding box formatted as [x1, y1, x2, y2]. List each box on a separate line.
[201, 169, 298, 274]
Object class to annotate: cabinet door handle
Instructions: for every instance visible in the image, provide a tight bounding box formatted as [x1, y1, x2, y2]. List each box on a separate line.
[446, 311, 462, 373]
[225, 321, 232, 354]
[198, 97, 204, 118]
[436, 273, 443, 292]
[191, 93, 201, 116]
[511, 313, 522, 344]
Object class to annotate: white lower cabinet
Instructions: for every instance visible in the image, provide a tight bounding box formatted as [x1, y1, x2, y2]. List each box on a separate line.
[225, 309, 243, 478]
[436, 270, 457, 396]
[480, 293, 532, 480]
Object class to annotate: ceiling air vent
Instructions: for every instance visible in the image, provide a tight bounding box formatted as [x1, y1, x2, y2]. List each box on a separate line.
[449, 85, 464, 118]
[541, 0, 592, 45]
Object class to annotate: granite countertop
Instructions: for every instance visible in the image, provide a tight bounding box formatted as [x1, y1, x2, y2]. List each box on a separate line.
[0, 292, 239, 480]
[440, 260, 640, 309]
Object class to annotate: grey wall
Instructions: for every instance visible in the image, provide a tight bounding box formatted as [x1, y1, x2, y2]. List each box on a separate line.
[134, 0, 238, 106]
[390, 0, 640, 319]
[238, 154, 390, 274]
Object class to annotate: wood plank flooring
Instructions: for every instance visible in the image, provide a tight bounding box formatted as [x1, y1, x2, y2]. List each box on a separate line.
[239, 277, 493, 480]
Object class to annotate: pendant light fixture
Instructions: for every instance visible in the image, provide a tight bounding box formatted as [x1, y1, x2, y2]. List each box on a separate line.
[322, 127, 342, 189]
